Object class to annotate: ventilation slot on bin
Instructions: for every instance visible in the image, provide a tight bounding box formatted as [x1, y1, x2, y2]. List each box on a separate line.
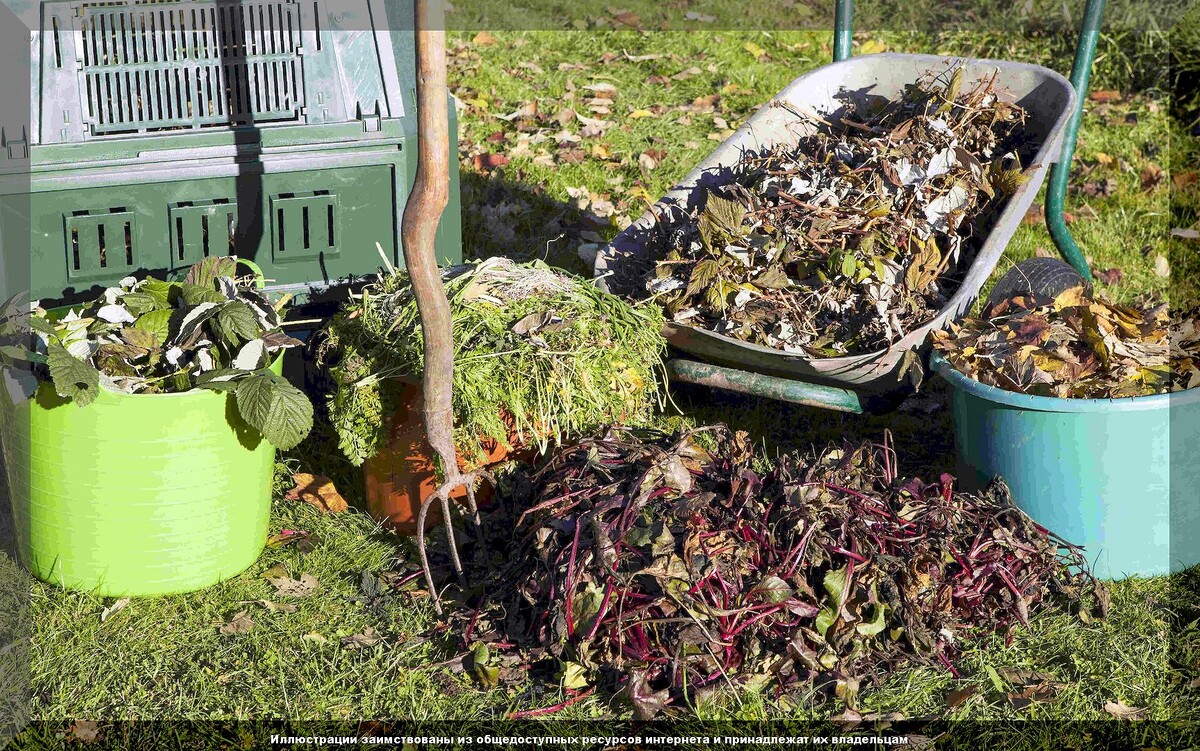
[78, 0, 305, 135]
[270, 191, 337, 262]
[64, 208, 138, 281]
[169, 199, 237, 269]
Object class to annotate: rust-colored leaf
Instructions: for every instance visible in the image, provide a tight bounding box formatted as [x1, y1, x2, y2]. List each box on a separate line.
[286, 473, 349, 513]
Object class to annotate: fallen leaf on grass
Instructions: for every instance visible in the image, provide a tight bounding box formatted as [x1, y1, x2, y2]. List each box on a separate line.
[63, 720, 102, 744]
[684, 11, 716, 22]
[266, 529, 318, 552]
[859, 39, 888, 54]
[473, 154, 510, 172]
[584, 83, 617, 100]
[239, 599, 297, 613]
[558, 148, 586, 165]
[671, 66, 702, 81]
[1090, 90, 1122, 103]
[743, 41, 767, 58]
[1095, 267, 1124, 285]
[1104, 700, 1148, 720]
[100, 598, 129, 623]
[638, 150, 664, 175]
[342, 627, 382, 649]
[1154, 254, 1170, 278]
[945, 685, 978, 708]
[609, 9, 642, 28]
[1171, 228, 1200, 241]
[266, 571, 320, 599]
[1006, 682, 1060, 709]
[219, 610, 254, 635]
[1140, 164, 1165, 191]
[1080, 178, 1118, 197]
[285, 473, 348, 513]
[471, 31, 497, 46]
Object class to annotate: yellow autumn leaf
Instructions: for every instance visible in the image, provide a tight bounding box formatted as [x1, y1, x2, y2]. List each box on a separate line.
[591, 143, 612, 159]
[465, 97, 489, 110]
[720, 82, 741, 95]
[1032, 352, 1066, 373]
[859, 39, 888, 54]
[744, 41, 767, 58]
[629, 109, 655, 119]
[1052, 285, 1089, 310]
[628, 185, 654, 205]
[1094, 152, 1114, 167]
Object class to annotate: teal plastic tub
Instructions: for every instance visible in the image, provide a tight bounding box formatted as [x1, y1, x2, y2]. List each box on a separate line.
[1, 356, 283, 597]
[932, 353, 1200, 579]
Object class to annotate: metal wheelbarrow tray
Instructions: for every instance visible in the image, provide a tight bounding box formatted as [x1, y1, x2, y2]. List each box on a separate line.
[595, 53, 1077, 393]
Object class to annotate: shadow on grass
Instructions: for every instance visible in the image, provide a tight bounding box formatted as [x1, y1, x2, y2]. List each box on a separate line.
[459, 169, 605, 276]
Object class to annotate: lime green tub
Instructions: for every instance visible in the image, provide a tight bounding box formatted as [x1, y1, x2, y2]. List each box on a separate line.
[2, 358, 281, 596]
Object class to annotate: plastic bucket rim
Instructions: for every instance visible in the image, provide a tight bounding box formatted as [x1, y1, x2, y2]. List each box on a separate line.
[36, 351, 286, 402]
[930, 351, 1200, 413]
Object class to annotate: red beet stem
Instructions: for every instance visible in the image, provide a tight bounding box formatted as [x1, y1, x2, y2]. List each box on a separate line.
[505, 687, 595, 719]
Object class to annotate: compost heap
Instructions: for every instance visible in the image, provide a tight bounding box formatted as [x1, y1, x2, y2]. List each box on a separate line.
[0, 256, 312, 449]
[451, 427, 1105, 717]
[642, 67, 1030, 357]
[318, 257, 665, 467]
[932, 286, 1200, 398]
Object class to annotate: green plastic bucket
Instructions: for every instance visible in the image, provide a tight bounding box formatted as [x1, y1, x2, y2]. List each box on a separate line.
[932, 352, 1200, 579]
[2, 356, 283, 596]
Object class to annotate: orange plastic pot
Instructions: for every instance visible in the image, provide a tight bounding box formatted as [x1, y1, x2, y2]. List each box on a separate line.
[364, 382, 526, 534]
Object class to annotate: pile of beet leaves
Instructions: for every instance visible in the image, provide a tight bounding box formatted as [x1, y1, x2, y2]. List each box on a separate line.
[446, 427, 1106, 718]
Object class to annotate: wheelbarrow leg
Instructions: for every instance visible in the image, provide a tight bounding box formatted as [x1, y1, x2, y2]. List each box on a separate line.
[1045, 0, 1107, 282]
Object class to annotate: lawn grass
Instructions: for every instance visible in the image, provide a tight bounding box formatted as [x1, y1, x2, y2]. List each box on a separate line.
[10, 24, 1200, 742]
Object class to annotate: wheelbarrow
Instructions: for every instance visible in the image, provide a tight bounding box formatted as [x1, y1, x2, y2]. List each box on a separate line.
[594, 0, 1106, 414]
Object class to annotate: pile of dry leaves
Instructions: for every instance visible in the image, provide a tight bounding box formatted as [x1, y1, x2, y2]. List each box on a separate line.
[642, 68, 1031, 356]
[933, 287, 1200, 398]
[451, 426, 1104, 718]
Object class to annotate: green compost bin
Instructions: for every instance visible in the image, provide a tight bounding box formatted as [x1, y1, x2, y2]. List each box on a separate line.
[4, 0, 462, 308]
[932, 353, 1200, 579]
[2, 357, 284, 597]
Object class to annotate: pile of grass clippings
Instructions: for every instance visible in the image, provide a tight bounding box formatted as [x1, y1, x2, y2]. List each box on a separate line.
[318, 257, 666, 467]
[643, 67, 1031, 357]
[452, 426, 1105, 718]
[933, 287, 1200, 398]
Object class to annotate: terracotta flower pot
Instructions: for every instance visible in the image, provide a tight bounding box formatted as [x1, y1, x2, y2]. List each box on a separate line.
[364, 382, 519, 534]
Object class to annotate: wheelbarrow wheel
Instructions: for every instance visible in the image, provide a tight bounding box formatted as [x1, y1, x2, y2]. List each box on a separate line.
[985, 257, 1091, 308]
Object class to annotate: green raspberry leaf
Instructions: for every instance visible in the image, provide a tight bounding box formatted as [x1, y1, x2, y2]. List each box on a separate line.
[185, 256, 239, 289]
[181, 283, 228, 306]
[212, 301, 261, 349]
[47, 344, 100, 407]
[234, 372, 313, 450]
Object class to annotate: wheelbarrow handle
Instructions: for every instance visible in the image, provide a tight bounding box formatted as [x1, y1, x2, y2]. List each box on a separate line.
[833, 0, 853, 62]
[1046, 0, 1107, 282]
[831, 0, 1106, 282]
